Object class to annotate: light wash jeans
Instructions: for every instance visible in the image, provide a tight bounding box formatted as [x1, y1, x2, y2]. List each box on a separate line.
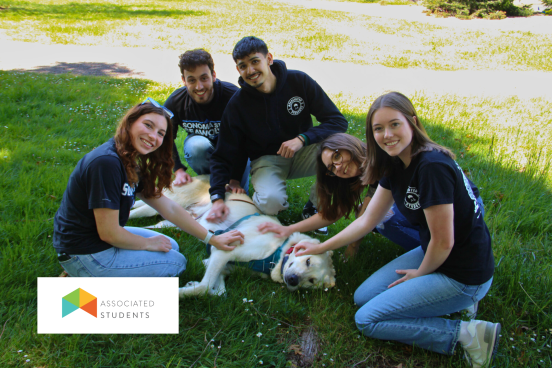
[184, 135, 251, 192]
[250, 144, 319, 215]
[376, 196, 485, 252]
[354, 246, 493, 355]
[58, 227, 187, 277]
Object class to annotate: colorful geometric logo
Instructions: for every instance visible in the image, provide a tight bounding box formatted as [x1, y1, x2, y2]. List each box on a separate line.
[62, 288, 97, 318]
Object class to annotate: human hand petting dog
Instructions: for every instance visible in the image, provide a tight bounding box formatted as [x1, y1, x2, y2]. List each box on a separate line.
[277, 137, 303, 158]
[294, 240, 325, 256]
[257, 222, 292, 238]
[145, 235, 173, 253]
[226, 179, 245, 194]
[210, 230, 245, 251]
[173, 168, 192, 187]
[207, 200, 230, 223]
[388, 269, 420, 288]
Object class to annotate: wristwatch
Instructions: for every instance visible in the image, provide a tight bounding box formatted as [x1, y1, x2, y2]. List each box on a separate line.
[210, 194, 224, 203]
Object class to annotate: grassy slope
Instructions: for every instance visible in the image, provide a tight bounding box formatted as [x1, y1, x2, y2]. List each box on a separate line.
[0, 71, 551, 367]
[0, 0, 551, 71]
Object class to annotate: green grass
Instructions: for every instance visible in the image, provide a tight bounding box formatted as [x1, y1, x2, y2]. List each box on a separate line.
[1, 71, 551, 367]
[0, 0, 551, 71]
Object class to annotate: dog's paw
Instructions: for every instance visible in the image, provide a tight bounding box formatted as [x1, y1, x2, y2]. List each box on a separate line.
[207, 285, 226, 297]
[178, 281, 202, 298]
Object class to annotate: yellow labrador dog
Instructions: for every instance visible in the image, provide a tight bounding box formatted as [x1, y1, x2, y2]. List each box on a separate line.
[129, 175, 336, 297]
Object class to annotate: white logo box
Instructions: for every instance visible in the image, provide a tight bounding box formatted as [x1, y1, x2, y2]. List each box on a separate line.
[38, 277, 179, 334]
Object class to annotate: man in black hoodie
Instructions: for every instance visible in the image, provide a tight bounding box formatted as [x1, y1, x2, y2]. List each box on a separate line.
[164, 49, 250, 191]
[207, 37, 348, 229]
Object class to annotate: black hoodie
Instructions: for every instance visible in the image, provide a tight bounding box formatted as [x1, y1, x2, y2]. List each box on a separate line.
[209, 60, 348, 198]
[164, 79, 239, 172]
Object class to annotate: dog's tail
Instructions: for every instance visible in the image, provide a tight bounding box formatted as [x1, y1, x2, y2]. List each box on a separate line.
[129, 203, 159, 219]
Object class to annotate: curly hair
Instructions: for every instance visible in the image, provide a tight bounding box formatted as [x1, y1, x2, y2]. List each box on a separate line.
[316, 133, 368, 221]
[362, 92, 455, 186]
[178, 49, 215, 76]
[114, 103, 174, 199]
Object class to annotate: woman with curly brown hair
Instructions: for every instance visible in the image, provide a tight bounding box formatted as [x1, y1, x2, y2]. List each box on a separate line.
[53, 98, 243, 277]
[258, 133, 421, 254]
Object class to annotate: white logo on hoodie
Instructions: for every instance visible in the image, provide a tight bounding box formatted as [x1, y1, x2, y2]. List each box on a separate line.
[287, 97, 305, 116]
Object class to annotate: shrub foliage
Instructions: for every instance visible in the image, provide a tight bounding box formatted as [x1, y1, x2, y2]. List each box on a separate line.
[424, 0, 534, 18]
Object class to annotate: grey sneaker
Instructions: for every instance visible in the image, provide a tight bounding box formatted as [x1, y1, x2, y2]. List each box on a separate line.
[462, 320, 501, 368]
[302, 203, 329, 235]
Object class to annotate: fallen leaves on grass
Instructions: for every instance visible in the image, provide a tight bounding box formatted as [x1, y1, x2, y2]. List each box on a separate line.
[288, 344, 302, 355]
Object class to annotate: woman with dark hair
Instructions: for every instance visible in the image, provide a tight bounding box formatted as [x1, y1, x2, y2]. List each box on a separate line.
[295, 92, 499, 368]
[53, 98, 243, 277]
[258, 132, 421, 253]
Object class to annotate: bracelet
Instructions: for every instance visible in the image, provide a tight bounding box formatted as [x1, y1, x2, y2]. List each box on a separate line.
[203, 230, 215, 245]
[297, 135, 305, 146]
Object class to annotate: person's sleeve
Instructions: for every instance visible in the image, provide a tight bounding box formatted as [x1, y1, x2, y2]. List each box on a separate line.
[418, 162, 455, 209]
[300, 73, 348, 144]
[365, 182, 378, 198]
[164, 98, 187, 172]
[85, 156, 125, 210]
[378, 177, 391, 190]
[223, 84, 245, 182]
[209, 102, 248, 197]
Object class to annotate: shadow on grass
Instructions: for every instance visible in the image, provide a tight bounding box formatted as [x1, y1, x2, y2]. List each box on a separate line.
[15, 62, 143, 78]
[0, 1, 206, 20]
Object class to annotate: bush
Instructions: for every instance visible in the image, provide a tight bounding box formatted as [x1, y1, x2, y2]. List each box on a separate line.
[543, 0, 552, 10]
[424, 0, 534, 18]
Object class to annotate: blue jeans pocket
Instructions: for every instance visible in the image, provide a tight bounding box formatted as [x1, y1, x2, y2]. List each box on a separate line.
[89, 248, 117, 268]
[60, 256, 93, 277]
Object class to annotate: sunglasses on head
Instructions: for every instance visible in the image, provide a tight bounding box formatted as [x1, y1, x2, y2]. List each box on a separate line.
[141, 97, 174, 119]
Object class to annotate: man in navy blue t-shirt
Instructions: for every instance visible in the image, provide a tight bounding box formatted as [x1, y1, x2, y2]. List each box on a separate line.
[164, 49, 250, 191]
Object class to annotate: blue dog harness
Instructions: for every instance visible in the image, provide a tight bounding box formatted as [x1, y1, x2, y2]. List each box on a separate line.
[205, 213, 291, 275]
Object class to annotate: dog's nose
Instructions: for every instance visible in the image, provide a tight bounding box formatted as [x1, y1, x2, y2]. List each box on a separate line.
[286, 274, 299, 287]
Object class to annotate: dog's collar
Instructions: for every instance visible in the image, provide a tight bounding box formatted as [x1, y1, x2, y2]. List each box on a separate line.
[280, 245, 295, 275]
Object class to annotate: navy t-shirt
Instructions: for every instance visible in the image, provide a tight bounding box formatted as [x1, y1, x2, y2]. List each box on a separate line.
[53, 138, 142, 255]
[379, 150, 494, 285]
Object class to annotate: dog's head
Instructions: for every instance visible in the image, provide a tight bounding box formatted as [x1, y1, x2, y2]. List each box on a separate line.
[281, 233, 336, 292]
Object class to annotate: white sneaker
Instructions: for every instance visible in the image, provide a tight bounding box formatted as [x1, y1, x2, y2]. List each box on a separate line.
[462, 320, 501, 368]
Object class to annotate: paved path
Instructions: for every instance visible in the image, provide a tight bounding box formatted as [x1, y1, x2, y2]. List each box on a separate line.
[273, 0, 551, 33]
[2, 40, 550, 101]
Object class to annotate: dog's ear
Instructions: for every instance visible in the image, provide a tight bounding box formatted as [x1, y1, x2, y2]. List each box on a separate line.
[292, 238, 320, 248]
[323, 274, 336, 288]
[325, 250, 335, 275]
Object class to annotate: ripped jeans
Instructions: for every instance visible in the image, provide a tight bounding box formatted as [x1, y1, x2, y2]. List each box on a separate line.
[354, 247, 493, 355]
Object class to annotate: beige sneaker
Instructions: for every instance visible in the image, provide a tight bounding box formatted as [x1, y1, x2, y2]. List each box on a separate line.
[462, 320, 501, 368]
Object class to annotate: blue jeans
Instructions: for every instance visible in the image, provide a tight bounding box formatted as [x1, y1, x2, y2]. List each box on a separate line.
[184, 135, 251, 192]
[58, 227, 187, 277]
[376, 197, 485, 252]
[354, 247, 493, 355]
